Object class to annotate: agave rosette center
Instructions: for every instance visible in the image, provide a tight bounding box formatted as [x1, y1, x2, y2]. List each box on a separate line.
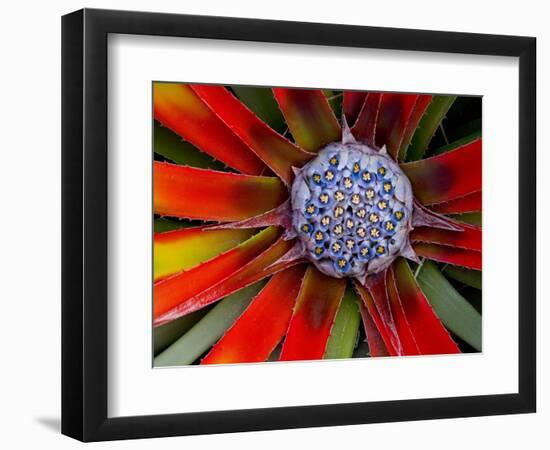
[290, 140, 414, 279]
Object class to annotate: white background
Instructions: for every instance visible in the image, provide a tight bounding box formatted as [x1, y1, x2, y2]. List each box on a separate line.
[109, 35, 518, 417]
[0, 0, 547, 448]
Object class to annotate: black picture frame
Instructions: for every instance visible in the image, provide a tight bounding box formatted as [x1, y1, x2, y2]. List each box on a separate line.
[62, 8, 536, 442]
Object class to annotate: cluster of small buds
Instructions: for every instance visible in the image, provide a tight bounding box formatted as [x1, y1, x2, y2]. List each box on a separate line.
[291, 142, 413, 279]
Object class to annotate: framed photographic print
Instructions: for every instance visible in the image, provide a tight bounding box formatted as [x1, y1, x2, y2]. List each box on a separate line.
[61, 8, 536, 442]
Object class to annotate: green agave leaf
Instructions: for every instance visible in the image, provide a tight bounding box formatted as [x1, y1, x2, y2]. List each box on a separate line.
[449, 212, 482, 226]
[323, 89, 343, 120]
[154, 281, 265, 367]
[324, 289, 361, 359]
[406, 95, 457, 161]
[443, 265, 482, 290]
[154, 121, 227, 170]
[433, 130, 481, 156]
[153, 308, 209, 355]
[417, 260, 482, 351]
[231, 86, 287, 134]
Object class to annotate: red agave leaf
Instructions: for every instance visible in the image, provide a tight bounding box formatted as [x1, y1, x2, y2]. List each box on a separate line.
[411, 221, 481, 252]
[280, 267, 346, 361]
[375, 93, 420, 159]
[273, 88, 341, 152]
[354, 280, 401, 356]
[398, 95, 433, 161]
[357, 301, 389, 357]
[386, 267, 421, 355]
[154, 83, 265, 175]
[190, 85, 313, 185]
[413, 243, 482, 270]
[154, 162, 288, 222]
[393, 258, 460, 354]
[343, 91, 367, 126]
[154, 227, 280, 321]
[400, 139, 482, 205]
[201, 266, 307, 364]
[363, 272, 404, 355]
[154, 232, 300, 326]
[430, 191, 482, 214]
[351, 93, 382, 147]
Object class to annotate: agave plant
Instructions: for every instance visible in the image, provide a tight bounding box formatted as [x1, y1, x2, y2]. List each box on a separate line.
[152, 84, 482, 366]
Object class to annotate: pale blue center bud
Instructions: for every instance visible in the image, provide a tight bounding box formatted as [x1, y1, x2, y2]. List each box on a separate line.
[290, 142, 413, 278]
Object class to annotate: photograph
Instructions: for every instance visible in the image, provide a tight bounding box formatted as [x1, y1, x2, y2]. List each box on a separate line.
[152, 83, 482, 367]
